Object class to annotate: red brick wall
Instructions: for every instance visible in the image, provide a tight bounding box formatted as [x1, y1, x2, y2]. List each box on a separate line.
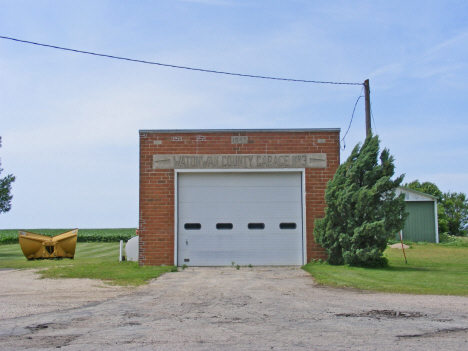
[139, 130, 340, 265]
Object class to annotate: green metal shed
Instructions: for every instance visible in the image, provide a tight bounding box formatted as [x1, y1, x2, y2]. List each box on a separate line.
[395, 187, 439, 243]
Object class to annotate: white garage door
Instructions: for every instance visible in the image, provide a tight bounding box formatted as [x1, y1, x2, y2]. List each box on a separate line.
[177, 172, 303, 266]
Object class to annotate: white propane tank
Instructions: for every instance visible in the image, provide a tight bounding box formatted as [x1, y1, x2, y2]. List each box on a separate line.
[125, 236, 139, 262]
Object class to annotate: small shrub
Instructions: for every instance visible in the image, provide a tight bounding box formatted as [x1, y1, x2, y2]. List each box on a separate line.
[440, 232, 459, 243]
[439, 233, 468, 247]
[181, 264, 188, 270]
[236, 264, 240, 270]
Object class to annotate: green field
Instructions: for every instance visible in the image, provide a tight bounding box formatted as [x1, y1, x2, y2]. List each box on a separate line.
[0, 228, 136, 244]
[0, 242, 176, 286]
[302, 243, 468, 296]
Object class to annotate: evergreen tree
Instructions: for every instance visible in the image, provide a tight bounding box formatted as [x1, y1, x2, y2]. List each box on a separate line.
[314, 134, 407, 267]
[0, 137, 15, 214]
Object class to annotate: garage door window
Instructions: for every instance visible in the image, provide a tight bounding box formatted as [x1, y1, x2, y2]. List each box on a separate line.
[216, 223, 233, 230]
[184, 223, 201, 230]
[248, 223, 265, 230]
[280, 223, 297, 229]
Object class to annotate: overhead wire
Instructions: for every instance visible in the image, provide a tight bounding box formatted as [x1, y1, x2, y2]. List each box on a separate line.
[0, 35, 363, 86]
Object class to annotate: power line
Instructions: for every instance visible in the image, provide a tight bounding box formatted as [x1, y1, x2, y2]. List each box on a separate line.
[341, 88, 364, 150]
[0, 35, 363, 86]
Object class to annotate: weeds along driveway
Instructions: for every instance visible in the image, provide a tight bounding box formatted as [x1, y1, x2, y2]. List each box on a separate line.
[1, 267, 468, 350]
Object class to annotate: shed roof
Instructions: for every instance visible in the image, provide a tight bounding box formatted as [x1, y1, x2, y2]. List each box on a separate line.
[397, 187, 438, 201]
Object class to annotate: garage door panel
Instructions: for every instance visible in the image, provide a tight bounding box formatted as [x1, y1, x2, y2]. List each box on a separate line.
[179, 234, 302, 251]
[179, 186, 301, 204]
[179, 172, 300, 187]
[178, 250, 302, 266]
[179, 236, 302, 247]
[177, 172, 303, 266]
[178, 202, 302, 219]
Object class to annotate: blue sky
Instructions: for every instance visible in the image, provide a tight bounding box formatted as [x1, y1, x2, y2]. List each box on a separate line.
[1, 0, 467, 228]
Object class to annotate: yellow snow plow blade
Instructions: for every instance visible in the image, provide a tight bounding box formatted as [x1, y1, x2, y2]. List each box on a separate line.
[18, 229, 78, 259]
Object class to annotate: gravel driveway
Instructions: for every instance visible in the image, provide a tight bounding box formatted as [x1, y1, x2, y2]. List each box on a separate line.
[1, 267, 467, 350]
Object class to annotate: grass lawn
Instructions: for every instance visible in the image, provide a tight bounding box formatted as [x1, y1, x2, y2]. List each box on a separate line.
[0, 242, 176, 286]
[302, 243, 468, 296]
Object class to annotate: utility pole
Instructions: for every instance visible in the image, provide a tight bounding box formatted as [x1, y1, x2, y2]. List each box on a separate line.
[364, 79, 371, 137]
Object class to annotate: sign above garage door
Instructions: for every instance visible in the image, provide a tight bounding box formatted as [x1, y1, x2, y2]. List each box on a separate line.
[153, 153, 326, 169]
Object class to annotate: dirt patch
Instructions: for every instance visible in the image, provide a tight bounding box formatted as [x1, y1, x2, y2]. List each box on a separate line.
[389, 243, 410, 249]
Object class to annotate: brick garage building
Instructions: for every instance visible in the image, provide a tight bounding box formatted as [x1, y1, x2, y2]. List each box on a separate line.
[139, 129, 340, 266]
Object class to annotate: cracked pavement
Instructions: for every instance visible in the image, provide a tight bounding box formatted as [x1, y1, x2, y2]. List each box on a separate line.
[1, 267, 468, 350]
